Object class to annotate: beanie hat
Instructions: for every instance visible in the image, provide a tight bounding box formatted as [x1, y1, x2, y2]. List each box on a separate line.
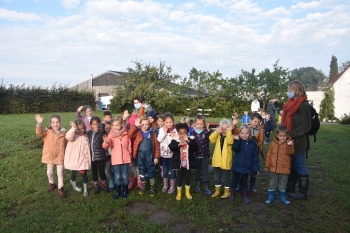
[147, 111, 157, 120]
[128, 113, 137, 126]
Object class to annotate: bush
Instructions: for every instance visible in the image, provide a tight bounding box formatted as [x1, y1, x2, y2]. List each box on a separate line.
[340, 114, 350, 124]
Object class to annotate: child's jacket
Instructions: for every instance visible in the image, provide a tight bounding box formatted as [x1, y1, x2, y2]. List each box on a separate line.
[169, 137, 198, 170]
[232, 137, 260, 174]
[157, 127, 178, 158]
[76, 110, 91, 132]
[88, 124, 106, 162]
[242, 115, 250, 124]
[36, 125, 67, 165]
[103, 131, 132, 165]
[210, 130, 234, 170]
[190, 128, 212, 158]
[265, 136, 294, 174]
[64, 128, 91, 170]
[127, 125, 160, 159]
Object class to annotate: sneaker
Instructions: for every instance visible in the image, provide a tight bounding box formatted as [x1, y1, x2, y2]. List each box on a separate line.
[93, 185, 100, 194]
[47, 182, 56, 192]
[57, 187, 67, 198]
[205, 188, 212, 197]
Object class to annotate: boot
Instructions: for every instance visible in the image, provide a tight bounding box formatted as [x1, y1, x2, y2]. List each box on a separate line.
[242, 189, 249, 204]
[139, 181, 147, 195]
[176, 186, 182, 201]
[83, 183, 88, 197]
[168, 179, 176, 194]
[160, 166, 164, 178]
[123, 184, 128, 198]
[286, 170, 298, 192]
[108, 177, 114, 191]
[70, 180, 82, 192]
[57, 187, 67, 198]
[279, 190, 290, 205]
[220, 187, 230, 199]
[185, 185, 192, 200]
[150, 184, 155, 197]
[229, 187, 235, 202]
[204, 181, 211, 197]
[93, 183, 100, 194]
[236, 184, 241, 192]
[249, 177, 257, 195]
[128, 176, 135, 190]
[265, 190, 275, 204]
[47, 182, 56, 192]
[101, 180, 109, 192]
[195, 180, 201, 193]
[264, 139, 270, 144]
[113, 185, 121, 199]
[162, 178, 168, 192]
[211, 185, 221, 198]
[137, 176, 142, 190]
[288, 174, 309, 200]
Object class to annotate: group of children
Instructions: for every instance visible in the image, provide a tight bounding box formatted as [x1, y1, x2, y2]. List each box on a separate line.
[35, 106, 295, 205]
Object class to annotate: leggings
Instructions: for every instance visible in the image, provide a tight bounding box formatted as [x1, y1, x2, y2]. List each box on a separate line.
[177, 167, 191, 187]
[71, 170, 88, 184]
[47, 164, 64, 189]
[91, 160, 106, 182]
[231, 172, 248, 189]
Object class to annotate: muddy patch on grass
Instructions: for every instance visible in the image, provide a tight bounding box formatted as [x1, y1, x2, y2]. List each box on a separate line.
[124, 201, 158, 214]
[147, 210, 173, 224]
[246, 201, 267, 211]
[170, 223, 193, 233]
[236, 223, 253, 231]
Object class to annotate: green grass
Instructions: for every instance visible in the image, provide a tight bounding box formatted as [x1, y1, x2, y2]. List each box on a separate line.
[0, 112, 350, 232]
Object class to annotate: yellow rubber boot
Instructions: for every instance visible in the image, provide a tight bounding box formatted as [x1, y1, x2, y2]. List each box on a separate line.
[211, 185, 221, 198]
[176, 187, 182, 201]
[220, 187, 231, 199]
[185, 185, 192, 200]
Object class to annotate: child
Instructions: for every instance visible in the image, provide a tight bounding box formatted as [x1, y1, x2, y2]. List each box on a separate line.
[104, 121, 114, 191]
[35, 114, 67, 197]
[278, 110, 283, 125]
[88, 116, 109, 194]
[102, 111, 112, 123]
[64, 119, 91, 197]
[126, 112, 139, 190]
[76, 105, 93, 131]
[157, 112, 178, 194]
[156, 114, 165, 177]
[261, 110, 266, 125]
[232, 112, 238, 122]
[265, 126, 294, 205]
[128, 117, 160, 196]
[209, 118, 234, 199]
[264, 113, 274, 144]
[147, 111, 157, 129]
[190, 114, 212, 196]
[242, 111, 250, 125]
[103, 116, 132, 199]
[230, 125, 260, 204]
[169, 123, 198, 200]
[180, 116, 192, 136]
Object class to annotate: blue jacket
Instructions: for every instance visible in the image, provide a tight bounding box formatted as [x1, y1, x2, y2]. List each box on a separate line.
[231, 137, 260, 174]
[242, 115, 250, 124]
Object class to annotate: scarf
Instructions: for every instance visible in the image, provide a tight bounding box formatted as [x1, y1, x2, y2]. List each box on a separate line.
[282, 95, 307, 132]
[110, 126, 126, 138]
[167, 125, 175, 133]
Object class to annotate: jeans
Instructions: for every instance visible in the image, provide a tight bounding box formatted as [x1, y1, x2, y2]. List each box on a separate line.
[161, 157, 176, 179]
[291, 152, 308, 175]
[113, 164, 129, 186]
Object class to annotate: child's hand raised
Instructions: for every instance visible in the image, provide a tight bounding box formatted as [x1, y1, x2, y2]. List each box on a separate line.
[227, 124, 234, 130]
[287, 140, 294, 146]
[123, 110, 129, 120]
[234, 135, 239, 140]
[70, 121, 76, 128]
[215, 126, 221, 134]
[77, 106, 84, 112]
[206, 123, 210, 130]
[103, 135, 109, 144]
[162, 125, 168, 133]
[232, 117, 238, 126]
[135, 117, 140, 127]
[35, 114, 43, 124]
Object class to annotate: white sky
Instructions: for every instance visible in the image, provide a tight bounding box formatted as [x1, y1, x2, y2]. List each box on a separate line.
[0, 0, 349, 87]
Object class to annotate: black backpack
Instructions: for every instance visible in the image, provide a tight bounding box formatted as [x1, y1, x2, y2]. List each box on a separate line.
[305, 101, 320, 158]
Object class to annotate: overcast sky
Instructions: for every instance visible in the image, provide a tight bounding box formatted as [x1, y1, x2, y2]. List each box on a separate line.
[0, 0, 349, 88]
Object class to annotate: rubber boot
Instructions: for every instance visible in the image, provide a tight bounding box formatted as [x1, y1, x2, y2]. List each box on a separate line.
[195, 180, 201, 193]
[162, 177, 168, 192]
[249, 177, 257, 195]
[128, 176, 135, 190]
[113, 185, 121, 199]
[288, 174, 309, 200]
[137, 176, 142, 190]
[286, 170, 298, 193]
[279, 190, 290, 205]
[211, 185, 221, 198]
[176, 186, 182, 201]
[220, 187, 231, 199]
[168, 179, 176, 194]
[83, 183, 88, 197]
[108, 176, 114, 191]
[93, 182, 100, 194]
[150, 184, 155, 197]
[204, 181, 211, 196]
[242, 189, 249, 204]
[185, 185, 192, 200]
[265, 190, 275, 204]
[139, 181, 147, 195]
[70, 180, 82, 192]
[229, 187, 235, 202]
[123, 184, 128, 198]
[101, 180, 109, 192]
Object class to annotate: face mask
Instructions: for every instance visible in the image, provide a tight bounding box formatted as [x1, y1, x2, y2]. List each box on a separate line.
[134, 103, 141, 109]
[287, 91, 294, 98]
[195, 128, 203, 134]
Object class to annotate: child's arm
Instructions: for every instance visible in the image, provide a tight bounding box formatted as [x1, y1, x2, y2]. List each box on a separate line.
[157, 127, 167, 143]
[168, 139, 181, 152]
[188, 137, 198, 150]
[253, 145, 260, 174]
[231, 138, 241, 152]
[225, 125, 234, 145]
[35, 114, 47, 138]
[66, 122, 77, 141]
[102, 135, 111, 149]
[127, 137, 132, 159]
[286, 139, 295, 155]
[265, 144, 272, 172]
[127, 125, 140, 139]
[209, 129, 220, 143]
[76, 106, 83, 119]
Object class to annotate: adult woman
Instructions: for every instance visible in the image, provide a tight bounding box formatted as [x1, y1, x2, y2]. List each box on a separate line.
[132, 97, 153, 118]
[266, 99, 278, 130]
[282, 80, 311, 200]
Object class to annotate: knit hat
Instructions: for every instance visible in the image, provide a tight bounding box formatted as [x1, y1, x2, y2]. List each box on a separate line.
[147, 111, 157, 120]
[128, 113, 137, 126]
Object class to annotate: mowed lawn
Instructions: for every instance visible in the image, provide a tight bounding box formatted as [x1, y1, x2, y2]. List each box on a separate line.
[0, 112, 350, 233]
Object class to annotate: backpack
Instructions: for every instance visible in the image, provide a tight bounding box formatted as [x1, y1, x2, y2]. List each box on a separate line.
[304, 101, 320, 158]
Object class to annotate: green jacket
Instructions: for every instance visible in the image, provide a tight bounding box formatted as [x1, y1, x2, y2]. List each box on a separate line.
[289, 101, 311, 154]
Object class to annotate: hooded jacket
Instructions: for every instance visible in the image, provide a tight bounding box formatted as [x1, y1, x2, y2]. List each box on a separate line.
[169, 136, 198, 170]
[231, 137, 260, 174]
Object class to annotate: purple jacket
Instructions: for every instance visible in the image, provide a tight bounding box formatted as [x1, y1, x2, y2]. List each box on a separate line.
[76, 110, 91, 131]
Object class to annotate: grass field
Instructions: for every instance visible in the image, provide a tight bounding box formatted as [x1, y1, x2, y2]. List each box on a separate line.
[0, 111, 350, 232]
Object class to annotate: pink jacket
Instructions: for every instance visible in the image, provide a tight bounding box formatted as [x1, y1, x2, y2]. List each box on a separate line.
[102, 131, 132, 165]
[64, 128, 91, 171]
[76, 110, 91, 132]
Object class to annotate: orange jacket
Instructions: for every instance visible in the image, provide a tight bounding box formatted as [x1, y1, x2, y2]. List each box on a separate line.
[265, 136, 295, 174]
[127, 126, 160, 159]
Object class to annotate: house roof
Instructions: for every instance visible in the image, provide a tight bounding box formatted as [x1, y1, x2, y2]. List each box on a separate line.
[328, 67, 349, 87]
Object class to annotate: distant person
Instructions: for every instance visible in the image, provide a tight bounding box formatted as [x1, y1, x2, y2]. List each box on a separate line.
[232, 112, 238, 122]
[242, 111, 250, 125]
[266, 99, 278, 129]
[64, 119, 91, 197]
[35, 114, 68, 197]
[147, 111, 157, 129]
[264, 113, 274, 144]
[132, 96, 153, 118]
[278, 110, 283, 125]
[265, 125, 294, 205]
[76, 105, 93, 131]
[251, 97, 260, 113]
[180, 116, 193, 136]
[102, 111, 112, 123]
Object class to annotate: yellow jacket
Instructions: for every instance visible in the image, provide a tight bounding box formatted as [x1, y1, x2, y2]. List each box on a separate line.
[209, 130, 234, 170]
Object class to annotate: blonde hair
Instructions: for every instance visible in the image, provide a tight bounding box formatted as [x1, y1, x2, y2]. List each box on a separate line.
[289, 80, 306, 98]
[112, 116, 124, 126]
[139, 116, 149, 124]
[180, 116, 190, 124]
[219, 118, 231, 126]
[238, 124, 251, 138]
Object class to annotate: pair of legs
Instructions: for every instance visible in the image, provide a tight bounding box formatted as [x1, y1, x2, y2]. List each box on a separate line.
[113, 164, 129, 199]
[195, 157, 211, 195]
[105, 156, 114, 189]
[287, 153, 309, 200]
[176, 167, 192, 200]
[46, 163, 66, 197]
[230, 172, 249, 203]
[212, 167, 231, 199]
[161, 157, 176, 194]
[266, 173, 290, 204]
[91, 160, 108, 193]
[70, 170, 89, 196]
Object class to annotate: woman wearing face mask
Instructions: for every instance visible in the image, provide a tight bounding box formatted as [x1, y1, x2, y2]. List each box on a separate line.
[132, 96, 153, 118]
[282, 80, 311, 200]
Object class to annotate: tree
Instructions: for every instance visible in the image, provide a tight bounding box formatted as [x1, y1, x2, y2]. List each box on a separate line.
[339, 60, 350, 73]
[329, 55, 338, 82]
[290, 67, 326, 91]
[320, 86, 335, 120]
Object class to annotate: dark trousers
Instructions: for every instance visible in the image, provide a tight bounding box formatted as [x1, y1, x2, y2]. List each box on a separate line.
[71, 170, 88, 183]
[91, 160, 106, 182]
[231, 172, 248, 189]
[177, 167, 191, 187]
